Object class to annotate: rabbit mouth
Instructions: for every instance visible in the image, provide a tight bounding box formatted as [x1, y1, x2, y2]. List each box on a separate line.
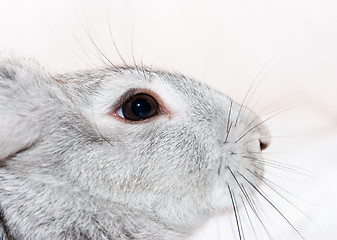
[211, 123, 270, 216]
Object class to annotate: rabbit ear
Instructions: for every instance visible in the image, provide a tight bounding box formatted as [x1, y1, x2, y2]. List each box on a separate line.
[0, 113, 40, 162]
[0, 56, 42, 162]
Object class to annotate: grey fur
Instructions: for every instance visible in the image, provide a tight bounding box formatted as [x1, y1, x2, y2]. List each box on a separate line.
[0, 53, 271, 239]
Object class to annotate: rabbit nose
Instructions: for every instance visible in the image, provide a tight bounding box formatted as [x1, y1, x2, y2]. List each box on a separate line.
[259, 138, 270, 151]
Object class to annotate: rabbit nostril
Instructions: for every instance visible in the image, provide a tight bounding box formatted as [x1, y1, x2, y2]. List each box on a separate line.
[259, 139, 269, 151]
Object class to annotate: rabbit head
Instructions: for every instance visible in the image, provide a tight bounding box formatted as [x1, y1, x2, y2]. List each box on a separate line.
[0, 55, 271, 239]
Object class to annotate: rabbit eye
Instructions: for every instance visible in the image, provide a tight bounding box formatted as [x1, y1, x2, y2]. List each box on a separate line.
[116, 93, 159, 121]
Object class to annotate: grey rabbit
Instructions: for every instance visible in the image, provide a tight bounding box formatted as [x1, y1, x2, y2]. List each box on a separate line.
[0, 52, 271, 239]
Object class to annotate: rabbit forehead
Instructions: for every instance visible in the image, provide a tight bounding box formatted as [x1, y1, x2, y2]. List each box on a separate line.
[92, 70, 198, 114]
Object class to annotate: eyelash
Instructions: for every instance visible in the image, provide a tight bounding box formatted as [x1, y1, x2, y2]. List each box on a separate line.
[115, 93, 160, 121]
[109, 89, 170, 123]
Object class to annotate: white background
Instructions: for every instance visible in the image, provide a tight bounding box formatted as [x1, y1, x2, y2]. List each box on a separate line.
[1, 0, 337, 239]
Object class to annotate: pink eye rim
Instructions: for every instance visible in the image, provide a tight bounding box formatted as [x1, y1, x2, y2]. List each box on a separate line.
[117, 93, 159, 121]
[109, 88, 172, 123]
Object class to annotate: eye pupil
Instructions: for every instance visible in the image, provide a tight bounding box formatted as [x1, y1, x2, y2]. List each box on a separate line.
[132, 98, 153, 118]
[121, 93, 159, 121]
